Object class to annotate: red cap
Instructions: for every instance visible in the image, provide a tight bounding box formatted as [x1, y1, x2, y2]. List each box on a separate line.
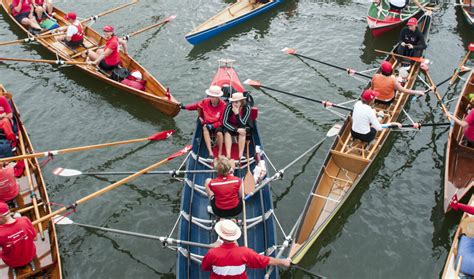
[0, 202, 9, 216]
[361, 89, 379, 102]
[407, 18, 417, 26]
[103, 25, 114, 33]
[381, 61, 392, 74]
[65, 12, 77, 20]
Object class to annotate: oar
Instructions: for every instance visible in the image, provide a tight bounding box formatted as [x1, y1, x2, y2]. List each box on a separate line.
[386, 122, 451, 129]
[243, 141, 255, 195]
[290, 264, 327, 279]
[411, 74, 453, 102]
[281, 47, 372, 79]
[54, 216, 213, 249]
[421, 66, 452, 118]
[449, 43, 473, 85]
[32, 145, 191, 226]
[52, 168, 214, 177]
[0, 33, 64, 47]
[0, 130, 174, 163]
[80, 0, 139, 25]
[0, 57, 88, 65]
[245, 124, 341, 200]
[375, 49, 426, 63]
[244, 79, 353, 112]
[123, 15, 176, 40]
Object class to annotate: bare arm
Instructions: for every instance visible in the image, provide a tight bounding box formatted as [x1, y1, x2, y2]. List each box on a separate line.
[446, 112, 468, 127]
[118, 38, 128, 54]
[395, 80, 424, 96]
[268, 257, 291, 268]
[13, 0, 23, 13]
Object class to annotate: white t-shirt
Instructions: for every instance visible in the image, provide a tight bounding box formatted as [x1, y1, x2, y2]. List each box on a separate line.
[66, 20, 80, 37]
[351, 101, 383, 134]
[389, 0, 407, 8]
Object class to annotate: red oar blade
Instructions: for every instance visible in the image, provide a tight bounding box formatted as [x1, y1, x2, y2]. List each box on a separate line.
[469, 43, 474, 51]
[281, 47, 296, 55]
[243, 79, 262, 88]
[167, 145, 192, 161]
[148, 130, 174, 141]
[165, 15, 177, 22]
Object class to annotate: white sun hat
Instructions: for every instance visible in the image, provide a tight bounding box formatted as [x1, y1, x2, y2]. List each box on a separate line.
[229, 92, 246, 102]
[205, 85, 223, 97]
[214, 219, 241, 241]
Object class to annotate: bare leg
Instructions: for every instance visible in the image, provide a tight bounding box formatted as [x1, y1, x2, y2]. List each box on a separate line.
[46, 3, 53, 14]
[87, 49, 102, 61]
[238, 132, 246, 159]
[224, 132, 232, 158]
[202, 126, 213, 157]
[22, 17, 42, 30]
[35, 6, 44, 20]
[216, 132, 223, 157]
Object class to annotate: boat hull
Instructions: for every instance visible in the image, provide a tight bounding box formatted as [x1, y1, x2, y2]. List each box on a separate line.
[459, 0, 474, 26]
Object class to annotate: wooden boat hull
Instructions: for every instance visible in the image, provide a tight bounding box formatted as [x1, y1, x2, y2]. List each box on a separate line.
[459, 0, 474, 26]
[176, 65, 278, 278]
[366, 0, 428, 37]
[442, 195, 474, 278]
[289, 14, 432, 264]
[0, 85, 62, 278]
[185, 0, 282, 45]
[0, 1, 180, 117]
[444, 70, 474, 212]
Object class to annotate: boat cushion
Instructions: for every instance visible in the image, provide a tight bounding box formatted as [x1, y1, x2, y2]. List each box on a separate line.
[457, 235, 474, 275]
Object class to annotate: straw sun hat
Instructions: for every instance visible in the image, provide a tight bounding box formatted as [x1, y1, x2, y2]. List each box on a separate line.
[205, 85, 223, 97]
[229, 92, 246, 102]
[214, 219, 241, 241]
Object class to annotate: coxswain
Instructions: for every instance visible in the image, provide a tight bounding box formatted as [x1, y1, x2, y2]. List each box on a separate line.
[11, 0, 43, 32]
[32, 0, 53, 21]
[86, 25, 127, 72]
[446, 109, 474, 148]
[351, 90, 402, 144]
[371, 61, 425, 106]
[223, 92, 250, 160]
[204, 156, 242, 218]
[121, 70, 146, 91]
[55, 12, 83, 48]
[0, 202, 37, 269]
[0, 164, 19, 203]
[202, 219, 291, 278]
[396, 18, 427, 62]
[181, 85, 226, 158]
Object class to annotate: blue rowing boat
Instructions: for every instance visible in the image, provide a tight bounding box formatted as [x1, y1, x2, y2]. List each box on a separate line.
[176, 61, 279, 278]
[185, 0, 283, 45]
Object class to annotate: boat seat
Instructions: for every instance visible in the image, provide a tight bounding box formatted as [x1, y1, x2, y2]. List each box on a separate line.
[15, 172, 42, 207]
[346, 138, 368, 159]
[50, 41, 75, 56]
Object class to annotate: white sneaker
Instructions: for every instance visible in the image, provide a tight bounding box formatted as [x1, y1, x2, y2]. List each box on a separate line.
[207, 205, 214, 215]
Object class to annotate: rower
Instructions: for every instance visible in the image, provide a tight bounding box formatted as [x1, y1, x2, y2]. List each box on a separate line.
[181, 85, 226, 158]
[32, 0, 53, 22]
[204, 156, 242, 219]
[351, 90, 402, 144]
[0, 96, 17, 153]
[55, 12, 84, 49]
[10, 0, 43, 33]
[446, 109, 474, 148]
[202, 219, 290, 278]
[223, 92, 250, 160]
[371, 61, 425, 106]
[396, 18, 427, 65]
[0, 202, 37, 270]
[86, 25, 128, 72]
[121, 70, 146, 91]
[0, 164, 19, 204]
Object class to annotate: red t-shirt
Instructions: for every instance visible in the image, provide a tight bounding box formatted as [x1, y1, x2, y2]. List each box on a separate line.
[185, 98, 226, 128]
[0, 96, 13, 115]
[202, 242, 270, 279]
[34, 0, 44, 5]
[0, 167, 19, 202]
[11, 0, 32, 16]
[465, 110, 474, 142]
[104, 36, 120, 66]
[0, 217, 37, 268]
[209, 175, 241, 210]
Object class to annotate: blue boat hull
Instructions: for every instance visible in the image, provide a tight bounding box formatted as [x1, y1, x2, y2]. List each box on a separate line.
[186, 0, 282, 45]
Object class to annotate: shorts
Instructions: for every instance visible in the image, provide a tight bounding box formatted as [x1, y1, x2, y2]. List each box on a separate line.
[204, 125, 223, 134]
[14, 12, 30, 23]
[64, 39, 83, 48]
[223, 127, 250, 136]
[374, 98, 394, 106]
[210, 196, 242, 218]
[99, 59, 118, 72]
[351, 128, 377, 143]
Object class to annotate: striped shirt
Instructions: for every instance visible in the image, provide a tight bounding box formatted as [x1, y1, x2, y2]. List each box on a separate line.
[223, 104, 250, 133]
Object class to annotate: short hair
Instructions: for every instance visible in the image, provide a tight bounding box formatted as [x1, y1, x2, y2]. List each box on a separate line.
[214, 156, 232, 176]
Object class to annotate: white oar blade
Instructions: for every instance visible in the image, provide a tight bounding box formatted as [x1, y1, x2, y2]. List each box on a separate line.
[327, 124, 342, 137]
[281, 47, 296, 55]
[53, 215, 74, 225]
[52, 167, 82, 177]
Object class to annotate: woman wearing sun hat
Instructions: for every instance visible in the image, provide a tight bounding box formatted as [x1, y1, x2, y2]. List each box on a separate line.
[202, 219, 290, 278]
[222, 92, 250, 160]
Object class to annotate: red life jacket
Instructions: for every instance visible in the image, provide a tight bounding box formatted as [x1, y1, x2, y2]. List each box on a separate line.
[70, 21, 84, 42]
[121, 77, 145, 91]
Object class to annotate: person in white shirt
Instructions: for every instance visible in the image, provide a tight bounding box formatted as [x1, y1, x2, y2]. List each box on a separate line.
[55, 12, 84, 48]
[351, 90, 402, 143]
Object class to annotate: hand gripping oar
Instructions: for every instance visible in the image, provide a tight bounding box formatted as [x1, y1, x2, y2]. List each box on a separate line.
[0, 57, 88, 65]
[449, 43, 474, 85]
[52, 168, 214, 177]
[375, 49, 427, 63]
[122, 15, 176, 40]
[385, 122, 451, 129]
[0, 130, 174, 163]
[281, 47, 372, 79]
[244, 79, 353, 112]
[54, 216, 213, 249]
[245, 124, 342, 200]
[32, 145, 191, 226]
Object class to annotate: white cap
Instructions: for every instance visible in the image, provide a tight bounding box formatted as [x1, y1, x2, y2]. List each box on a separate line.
[131, 70, 142, 80]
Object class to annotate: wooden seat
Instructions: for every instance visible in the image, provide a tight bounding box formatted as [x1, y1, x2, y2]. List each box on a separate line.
[346, 138, 368, 158]
[15, 174, 41, 207]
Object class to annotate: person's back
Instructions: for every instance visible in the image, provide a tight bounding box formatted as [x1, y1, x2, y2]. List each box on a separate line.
[209, 174, 241, 210]
[0, 166, 19, 202]
[372, 73, 396, 102]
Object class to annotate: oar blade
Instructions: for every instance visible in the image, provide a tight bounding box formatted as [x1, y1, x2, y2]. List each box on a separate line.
[326, 123, 342, 137]
[148, 130, 174, 141]
[52, 215, 74, 225]
[52, 167, 82, 177]
[165, 15, 177, 22]
[281, 47, 296, 55]
[468, 43, 474, 51]
[243, 79, 261, 88]
[244, 171, 256, 195]
[167, 145, 192, 161]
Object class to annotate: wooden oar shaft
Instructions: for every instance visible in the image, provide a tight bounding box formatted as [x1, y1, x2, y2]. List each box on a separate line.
[450, 50, 471, 85]
[33, 154, 172, 225]
[293, 53, 372, 79]
[375, 49, 423, 63]
[0, 57, 87, 65]
[0, 136, 148, 162]
[425, 72, 451, 117]
[83, 169, 215, 175]
[80, 0, 138, 25]
[71, 46, 101, 59]
[0, 33, 61, 46]
[125, 18, 171, 38]
[14, 202, 45, 214]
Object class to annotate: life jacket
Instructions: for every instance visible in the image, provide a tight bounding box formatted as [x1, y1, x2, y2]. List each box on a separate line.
[372, 74, 396, 101]
[121, 76, 146, 91]
[70, 21, 84, 42]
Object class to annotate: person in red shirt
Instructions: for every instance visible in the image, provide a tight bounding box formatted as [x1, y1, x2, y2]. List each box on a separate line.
[0, 96, 16, 149]
[223, 92, 250, 160]
[182, 85, 227, 158]
[0, 202, 37, 268]
[55, 12, 84, 48]
[202, 219, 290, 278]
[0, 164, 19, 203]
[205, 156, 242, 218]
[447, 109, 474, 147]
[86, 25, 127, 71]
[121, 70, 146, 91]
[11, 0, 43, 31]
[32, 0, 53, 21]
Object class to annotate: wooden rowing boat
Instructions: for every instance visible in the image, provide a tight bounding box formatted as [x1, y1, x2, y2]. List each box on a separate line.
[444, 70, 474, 212]
[0, 1, 180, 117]
[176, 61, 279, 278]
[0, 85, 62, 278]
[185, 0, 282, 45]
[366, 0, 429, 37]
[288, 13, 432, 264]
[442, 195, 474, 278]
[458, 0, 474, 26]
